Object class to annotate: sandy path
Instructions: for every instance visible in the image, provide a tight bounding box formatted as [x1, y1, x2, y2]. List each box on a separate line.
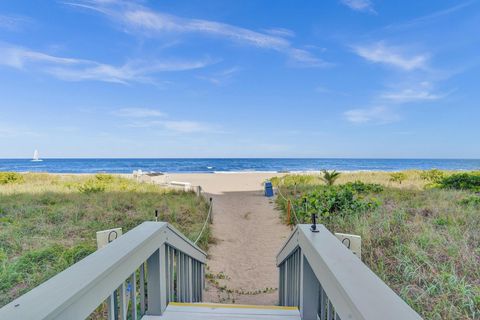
[164, 173, 291, 305]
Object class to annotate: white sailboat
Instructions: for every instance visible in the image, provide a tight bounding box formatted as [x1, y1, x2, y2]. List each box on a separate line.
[32, 149, 43, 162]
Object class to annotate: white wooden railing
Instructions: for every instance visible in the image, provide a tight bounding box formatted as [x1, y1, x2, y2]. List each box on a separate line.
[277, 224, 423, 320]
[0, 222, 206, 320]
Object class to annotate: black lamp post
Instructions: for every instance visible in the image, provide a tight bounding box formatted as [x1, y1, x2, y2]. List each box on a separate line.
[310, 213, 319, 232]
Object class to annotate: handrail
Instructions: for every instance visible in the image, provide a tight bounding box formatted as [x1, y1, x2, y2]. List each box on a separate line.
[0, 222, 207, 320]
[277, 224, 422, 320]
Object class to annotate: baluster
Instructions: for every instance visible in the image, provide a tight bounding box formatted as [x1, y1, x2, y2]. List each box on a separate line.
[165, 246, 171, 303]
[146, 249, 162, 315]
[139, 263, 146, 315]
[170, 248, 175, 302]
[200, 262, 205, 301]
[320, 287, 327, 320]
[188, 256, 193, 302]
[280, 263, 283, 306]
[192, 260, 197, 302]
[119, 282, 127, 320]
[327, 299, 333, 320]
[176, 251, 182, 302]
[107, 293, 115, 320]
[130, 273, 137, 320]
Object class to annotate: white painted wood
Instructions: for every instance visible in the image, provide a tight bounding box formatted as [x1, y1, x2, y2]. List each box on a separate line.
[141, 303, 301, 320]
[335, 232, 361, 259]
[96, 228, 122, 249]
[0, 222, 207, 320]
[277, 225, 422, 320]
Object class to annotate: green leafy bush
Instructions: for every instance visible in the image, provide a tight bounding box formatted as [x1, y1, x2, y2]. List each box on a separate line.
[294, 185, 379, 222]
[420, 169, 445, 183]
[459, 195, 480, 207]
[0, 172, 24, 185]
[439, 172, 480, 191]
[344, 181, 383, 193]
[390, 172, 407, 184]
[94, 174, 114, 183]
[77, 180, 106, 194]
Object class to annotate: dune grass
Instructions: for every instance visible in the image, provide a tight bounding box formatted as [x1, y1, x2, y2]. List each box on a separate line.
[0, 173, 210, 307]
[273, 171, 480, 320]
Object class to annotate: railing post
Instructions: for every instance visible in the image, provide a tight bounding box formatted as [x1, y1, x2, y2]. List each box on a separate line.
[300, 254, 320, 320]
[146, 245, 167, 315]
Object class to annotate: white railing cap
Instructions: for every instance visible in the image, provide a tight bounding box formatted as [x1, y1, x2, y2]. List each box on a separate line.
[278, 224, 422, 320]
[0, 222, 206, 320]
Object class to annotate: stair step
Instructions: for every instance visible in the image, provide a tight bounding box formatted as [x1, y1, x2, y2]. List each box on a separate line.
[142, 302, 301, 320]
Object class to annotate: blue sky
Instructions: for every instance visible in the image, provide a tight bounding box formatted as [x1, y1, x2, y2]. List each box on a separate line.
[0, 0, 479, 158]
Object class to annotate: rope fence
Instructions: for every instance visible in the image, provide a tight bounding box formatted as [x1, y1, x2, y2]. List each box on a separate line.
[194, 197, 213, 245]
[276, 185, 300, 224]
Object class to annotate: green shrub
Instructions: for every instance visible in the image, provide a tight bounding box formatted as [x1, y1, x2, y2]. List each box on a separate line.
[294, 185, 379, 222]
[439, 172, 480, 191]
[459, 195, 480, 207]
[94, 174, 114, 183]
[344, 181, 383, 193]
[77, 180, 106, 194]
[420, 169, 445, 183]
[390, 172, 407, 184]
[0, 172, 24, 185]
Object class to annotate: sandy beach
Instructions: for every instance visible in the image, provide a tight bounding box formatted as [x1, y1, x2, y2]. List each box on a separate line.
[152, 172, 291, 305]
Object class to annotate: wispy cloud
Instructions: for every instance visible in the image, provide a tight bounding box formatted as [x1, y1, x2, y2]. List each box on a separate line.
[340, 0, 375, 13]
[379, 81, 447, 103]
[126, 119, 216, 134]
[0, 43, 212, 84]
[68, 1, 329, 67]
[113, 107, 217, 133]
[383, 1, 476, 31]
[344, 106, 400, 124]
[112, 108, 165, 118]
[263, 27, 296, 38]
[162, 121, 212, 133]
[0, 14, 31, 30]
[380, 89, 442, 103]
[197, 67, 240, 85]
[352, 42, 428, 71]
[0, 123, 39, 138]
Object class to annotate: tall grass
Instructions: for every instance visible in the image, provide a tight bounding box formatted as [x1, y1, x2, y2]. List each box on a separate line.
[0, 173, 210, 307]
[274, 171, 480, 319]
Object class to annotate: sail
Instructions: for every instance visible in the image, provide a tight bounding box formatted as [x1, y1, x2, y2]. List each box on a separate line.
[32, 150, 42, 162]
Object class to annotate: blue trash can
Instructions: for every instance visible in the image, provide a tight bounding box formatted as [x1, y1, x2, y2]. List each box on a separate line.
[264, 181, 274, 197]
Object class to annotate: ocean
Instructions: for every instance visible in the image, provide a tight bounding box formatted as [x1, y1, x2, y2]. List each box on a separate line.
[0, 158, 479, 173]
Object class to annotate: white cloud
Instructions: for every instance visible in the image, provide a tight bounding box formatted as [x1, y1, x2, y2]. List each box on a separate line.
[197, 67, 240, 85]
[380, 81, 445, 103]
[0, 123, 39, 138]
[340, 0, 375, 13]
[344, 106, 400, 124]
[380, 88, 442, 103]
[0, 14, 31, 30]
[263, 27, 296, 38]
[352, 42, 428, 71]
[126, 119, 215, 134]
[162, 121, 211, 133]
[69, 1, 328, 67]
[113, 108, 165, 118]
[0, 43, 212, 83]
